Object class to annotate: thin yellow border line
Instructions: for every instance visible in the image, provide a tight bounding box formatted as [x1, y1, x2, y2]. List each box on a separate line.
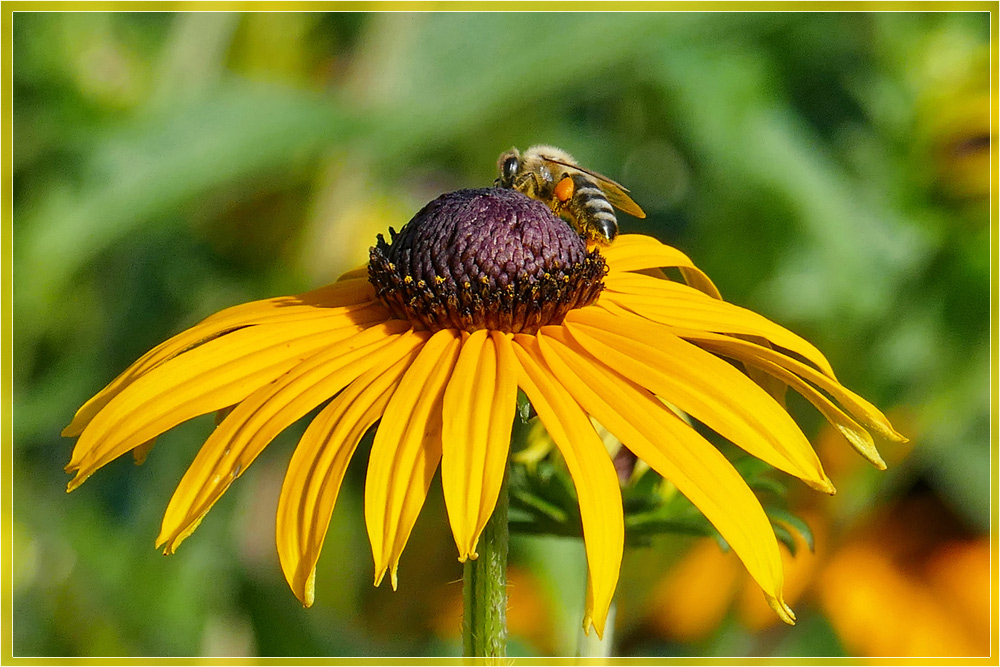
[2, 3, 996, 666]
[1, 1, 11, 666]
[991, 3, 999, 666]
[0, 1, 997, 12]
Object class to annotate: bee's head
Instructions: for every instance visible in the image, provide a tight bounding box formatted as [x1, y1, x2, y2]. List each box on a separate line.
[496, 148, 521, 187]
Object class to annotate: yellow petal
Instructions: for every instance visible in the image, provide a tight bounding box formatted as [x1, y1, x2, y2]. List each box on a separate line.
[156, 320, 412, 553]
[601, 271, 836, 379]
[685, 328, 905, 444]
[131, 438, 156, 465]
[365, 329, 461, 589]
[198, 277, 376, 321]
[744, 353, 790, 408]
[537, 327, 793, 623]
[275, 331, 429, 606]
[65, 314, 385, 490]
[686, 331, 906, 464]
[601, 234, 721, 299]
[565, 307, 834, 494]
[62, 290, 386, 438]
[440, 329, 518, 561]
[509, 333, 623, 638]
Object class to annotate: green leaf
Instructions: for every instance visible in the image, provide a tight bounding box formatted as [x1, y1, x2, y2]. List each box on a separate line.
[17, 80, 362, 338]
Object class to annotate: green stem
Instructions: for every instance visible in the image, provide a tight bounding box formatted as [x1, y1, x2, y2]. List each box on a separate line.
[463, 465, 509, 658]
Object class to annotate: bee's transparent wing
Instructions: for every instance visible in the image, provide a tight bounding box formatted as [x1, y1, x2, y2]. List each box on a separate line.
[541, 157, 646, 219]
[595, 182, 646, 220]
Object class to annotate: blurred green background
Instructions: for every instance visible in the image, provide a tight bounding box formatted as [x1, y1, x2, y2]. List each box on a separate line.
[12, 10, 991, 658]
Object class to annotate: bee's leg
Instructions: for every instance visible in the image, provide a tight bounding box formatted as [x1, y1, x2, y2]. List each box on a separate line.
[546, 174, 575, 220]
[553, 174, 575, 205]
[512, 172, 563, 215]
[512, 171, 543, 197]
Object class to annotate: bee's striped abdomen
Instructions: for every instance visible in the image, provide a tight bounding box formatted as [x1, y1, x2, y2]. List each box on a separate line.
[566, 173, 619, 243]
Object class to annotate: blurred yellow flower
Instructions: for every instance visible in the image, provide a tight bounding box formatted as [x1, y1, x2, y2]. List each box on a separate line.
[63, 187, 903, 637]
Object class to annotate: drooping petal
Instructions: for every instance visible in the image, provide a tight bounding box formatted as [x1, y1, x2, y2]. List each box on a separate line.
[600, 234, 721, 299]
[536, 327, 795, 624]
[365, 329, 462, 589]
[564, 307, 835, 494]
[62, 282, 385, 437]
[156, 320, 412, 553]
[601, 272, 836, 379]
[65, 314, 388, 491]
[743, 346, 790, 408]
[758, 360, 884, 470]
[440, 329, 518, 561]
[509, 333, 623, 638]
[276, 330, 429, 606]
[682, 330, 907, 464]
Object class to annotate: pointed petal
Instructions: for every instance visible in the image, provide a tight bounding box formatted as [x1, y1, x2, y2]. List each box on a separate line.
[276, 331, 428, 606]
[441, 330, 517, 561]
[65, 314, 386, 490]
[601, 272, 836, 379]
[565, 307, 834, 494]
[684, 329, 906, 444]
[365, 329, 461, 589]
[62, 289, 386, 438]
[602, 234, 721, 298]
[509, 333, 623, 638]
[156, 320, 411, 553]
[686, 331, 907, 463]
[537, 327, 794, 622]
[765, 361, 884, 469]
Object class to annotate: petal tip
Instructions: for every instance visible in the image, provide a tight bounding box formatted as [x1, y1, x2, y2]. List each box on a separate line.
[65, 474, 88, 493]
[767, 594, 796, 626]
[582, 614, 606, 640]
[157, 516, 203, 556]
[299, 571, 316, 608]
[156, 533, 179, 556]
[807, 477, 837, 495]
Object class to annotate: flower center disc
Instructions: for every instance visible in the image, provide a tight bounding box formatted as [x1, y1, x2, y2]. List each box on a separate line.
[368, 188, 606, 334]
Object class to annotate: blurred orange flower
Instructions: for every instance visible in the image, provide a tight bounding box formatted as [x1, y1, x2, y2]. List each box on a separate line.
[818, 490, 990, 659]
[644, 511, 826, 642]
[430, 565, 557, 654]
[642, 440, 989, 658]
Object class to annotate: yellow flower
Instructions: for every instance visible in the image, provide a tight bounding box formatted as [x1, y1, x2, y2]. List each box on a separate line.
[63, 187, 904, 638]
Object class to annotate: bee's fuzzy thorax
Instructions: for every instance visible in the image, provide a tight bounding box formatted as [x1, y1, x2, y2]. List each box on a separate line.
[525, 144, 577, 164]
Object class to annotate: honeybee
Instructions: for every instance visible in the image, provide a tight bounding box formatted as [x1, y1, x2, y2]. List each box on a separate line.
[495, 145, 646, 243]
